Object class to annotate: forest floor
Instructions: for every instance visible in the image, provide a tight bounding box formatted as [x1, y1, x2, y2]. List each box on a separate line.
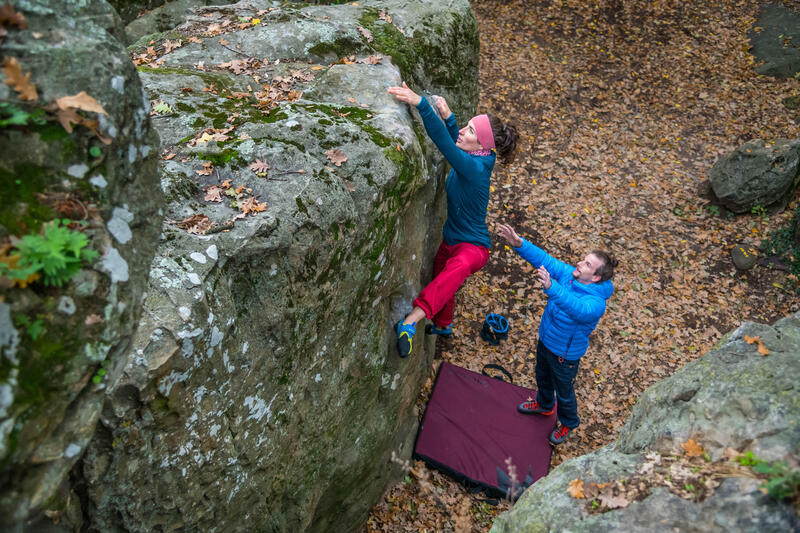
[366, 0, 800, 531]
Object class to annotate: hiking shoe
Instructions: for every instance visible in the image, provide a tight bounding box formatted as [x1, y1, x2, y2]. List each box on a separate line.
[396, 321, 416, 358]
[517, 398, 555, 416]
[425, 323, 452, 338]
[549, 424, 571, 445]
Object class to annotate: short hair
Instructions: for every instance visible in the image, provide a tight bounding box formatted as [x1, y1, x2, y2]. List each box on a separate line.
[591, 250, 618, 282]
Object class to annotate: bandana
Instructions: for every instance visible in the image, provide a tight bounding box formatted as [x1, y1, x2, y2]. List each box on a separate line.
[468, 149, 493, 156]
[472, 114, 495, 150]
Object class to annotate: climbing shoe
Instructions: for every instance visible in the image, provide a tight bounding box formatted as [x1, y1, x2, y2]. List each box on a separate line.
[425, 323, 452, 338]
[517, 398, 555, 416]
[549, 424, 571, 445]
[396, 321, 416, 358]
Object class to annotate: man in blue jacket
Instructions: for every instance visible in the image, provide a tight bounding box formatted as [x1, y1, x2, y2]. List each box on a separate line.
[497, 223, 618, 445]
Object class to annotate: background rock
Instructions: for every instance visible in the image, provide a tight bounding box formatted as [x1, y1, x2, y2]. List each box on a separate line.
[709, 139, 800, 214]
[491, 312, 800, 533]
[749, 3, 800, 79]
[72, 1, 479, 532]
[122, 0, 240, 45]
[0, 0, 162, 528]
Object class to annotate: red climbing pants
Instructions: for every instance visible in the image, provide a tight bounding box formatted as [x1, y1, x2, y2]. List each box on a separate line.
[414, 241, 489, 328]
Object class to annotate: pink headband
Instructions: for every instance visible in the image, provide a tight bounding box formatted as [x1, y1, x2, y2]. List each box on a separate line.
[472, 114, 495, 150]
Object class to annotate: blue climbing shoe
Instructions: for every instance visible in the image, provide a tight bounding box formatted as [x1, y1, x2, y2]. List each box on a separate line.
[425, 323, 452, 338]
[396, 321, 416, 357]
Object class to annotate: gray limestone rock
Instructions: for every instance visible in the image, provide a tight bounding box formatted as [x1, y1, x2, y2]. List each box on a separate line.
[0, 0, 162, 528]
[491, 312, 800, 533]
[709, 139, 800, 214]
[72, 1, 478, 532]
[749, 3, 800, 79]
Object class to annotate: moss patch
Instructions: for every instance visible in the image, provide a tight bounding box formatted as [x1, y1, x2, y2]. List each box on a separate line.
[0, 163, 56, 235]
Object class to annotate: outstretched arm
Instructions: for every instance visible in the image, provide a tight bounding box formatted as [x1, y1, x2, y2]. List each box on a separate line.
[388, 82, 485, 180]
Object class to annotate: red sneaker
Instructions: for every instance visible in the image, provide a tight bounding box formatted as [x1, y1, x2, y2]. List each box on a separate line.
[549, 424, 571, 445]
[517, 398, 555, 415]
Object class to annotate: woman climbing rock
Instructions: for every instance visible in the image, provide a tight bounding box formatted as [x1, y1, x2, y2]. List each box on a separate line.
[387, 81, 519, 357]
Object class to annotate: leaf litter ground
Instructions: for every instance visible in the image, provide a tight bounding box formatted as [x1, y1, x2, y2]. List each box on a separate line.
[366, 0, 800, 531]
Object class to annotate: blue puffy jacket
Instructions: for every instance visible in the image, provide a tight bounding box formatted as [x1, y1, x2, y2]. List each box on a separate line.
[514, 239, 614, 360]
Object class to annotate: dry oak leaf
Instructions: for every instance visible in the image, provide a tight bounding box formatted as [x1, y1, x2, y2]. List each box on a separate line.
[195, 162, 214, 176]
[204, 185, 224, 202]
[220, 179, 233, 188]
[325, 149, 347, 167]
[248, 159, 270, 176]
[357, 25, 373, 42]
[598, 491, 630, 509]
[681, 438, 704, 457]
[743, 334, 770, 356]
[0, 2, 27, 29]
[239, 196, 267, 215]
[567, 478, 585, 499]
[188, 36, 203, 44]
[178, 214, 212, 234]
[2, 57, 37, 100]
[55, 91, 108, 115]
[84, 314, 104, 326]
[162, 152, 177, 160]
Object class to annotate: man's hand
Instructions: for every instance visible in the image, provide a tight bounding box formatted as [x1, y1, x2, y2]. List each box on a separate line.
[496, 223, 523, 248]
[537, 266, 552, 290]
[387, 81, 421, 106]
[434, 95, 452, 119]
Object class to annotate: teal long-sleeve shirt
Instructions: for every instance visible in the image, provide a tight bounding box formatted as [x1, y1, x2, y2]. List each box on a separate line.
[416, 98, 495, 249]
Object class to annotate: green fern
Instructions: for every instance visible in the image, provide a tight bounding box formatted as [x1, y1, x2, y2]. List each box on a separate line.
[1, 220, 98, 287]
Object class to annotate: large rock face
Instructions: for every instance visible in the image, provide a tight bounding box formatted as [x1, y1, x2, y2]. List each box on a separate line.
[490, 312, 800, 532]
[72, 1, 478, 532]
[0, 0, 162, 529]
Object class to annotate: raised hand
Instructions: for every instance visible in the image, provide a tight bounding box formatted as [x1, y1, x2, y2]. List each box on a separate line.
[387, 81, 421, 106]
[434, 95, 452, 118]
[537, 266, 552, 289]
[496, 223, 523, 248]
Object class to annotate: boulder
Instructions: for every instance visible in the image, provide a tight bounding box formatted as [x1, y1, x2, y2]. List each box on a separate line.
[749, 3, 800, 79]
[0, 0, 162, 528]
[122, 0, 240, 45]
[491, 312, 800, 532]
[73, 1, 478, 532]
[709, 139, 800, 214]
[108, 0, 171, 24]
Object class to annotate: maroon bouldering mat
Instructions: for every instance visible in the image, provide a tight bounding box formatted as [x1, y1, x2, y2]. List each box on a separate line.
[413, 361, 555, 499]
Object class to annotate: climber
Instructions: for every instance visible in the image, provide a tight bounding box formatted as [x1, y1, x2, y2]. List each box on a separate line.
[387, 81, 519, 357]
[496, 223, 618, 445]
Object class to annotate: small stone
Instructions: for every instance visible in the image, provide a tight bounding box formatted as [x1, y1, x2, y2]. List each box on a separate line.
[730, 244, 758, 270]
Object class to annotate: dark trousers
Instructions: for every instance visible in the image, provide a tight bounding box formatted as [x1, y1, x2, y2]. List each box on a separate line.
[535, 339, 581, 429]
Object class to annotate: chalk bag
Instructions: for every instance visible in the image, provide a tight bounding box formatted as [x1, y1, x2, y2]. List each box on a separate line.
[480, 313, 509, 345]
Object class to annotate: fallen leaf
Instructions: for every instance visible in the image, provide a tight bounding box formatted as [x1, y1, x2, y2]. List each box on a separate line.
[0, 2, 27, 29]
[2, 57, 37, 100]
[204, 185, 224, 202]
[178, 214, 212, 234]
[248, 159, 270, 176]
[743, 334, 770, 356]
[84, 314, 103, 326]
[195, 162, 214, 175]
[326, 149, 347, 166]
[681, 438, 704, 457]
[163, 39, 182, 53]
[188, 36, 202, 44]
[162, 152, 177, 160]
[567, 478, 584, 499]
[221, 179, 232, 188]
[598, 490, 630, 509]
[358, 25, 374, 42]
[55, 91, 108, 115]
[347, 97, 357, 103]
[239, 196, 267, 214]
[219, 38, 229, 45]
[344, 179, 355, 192]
